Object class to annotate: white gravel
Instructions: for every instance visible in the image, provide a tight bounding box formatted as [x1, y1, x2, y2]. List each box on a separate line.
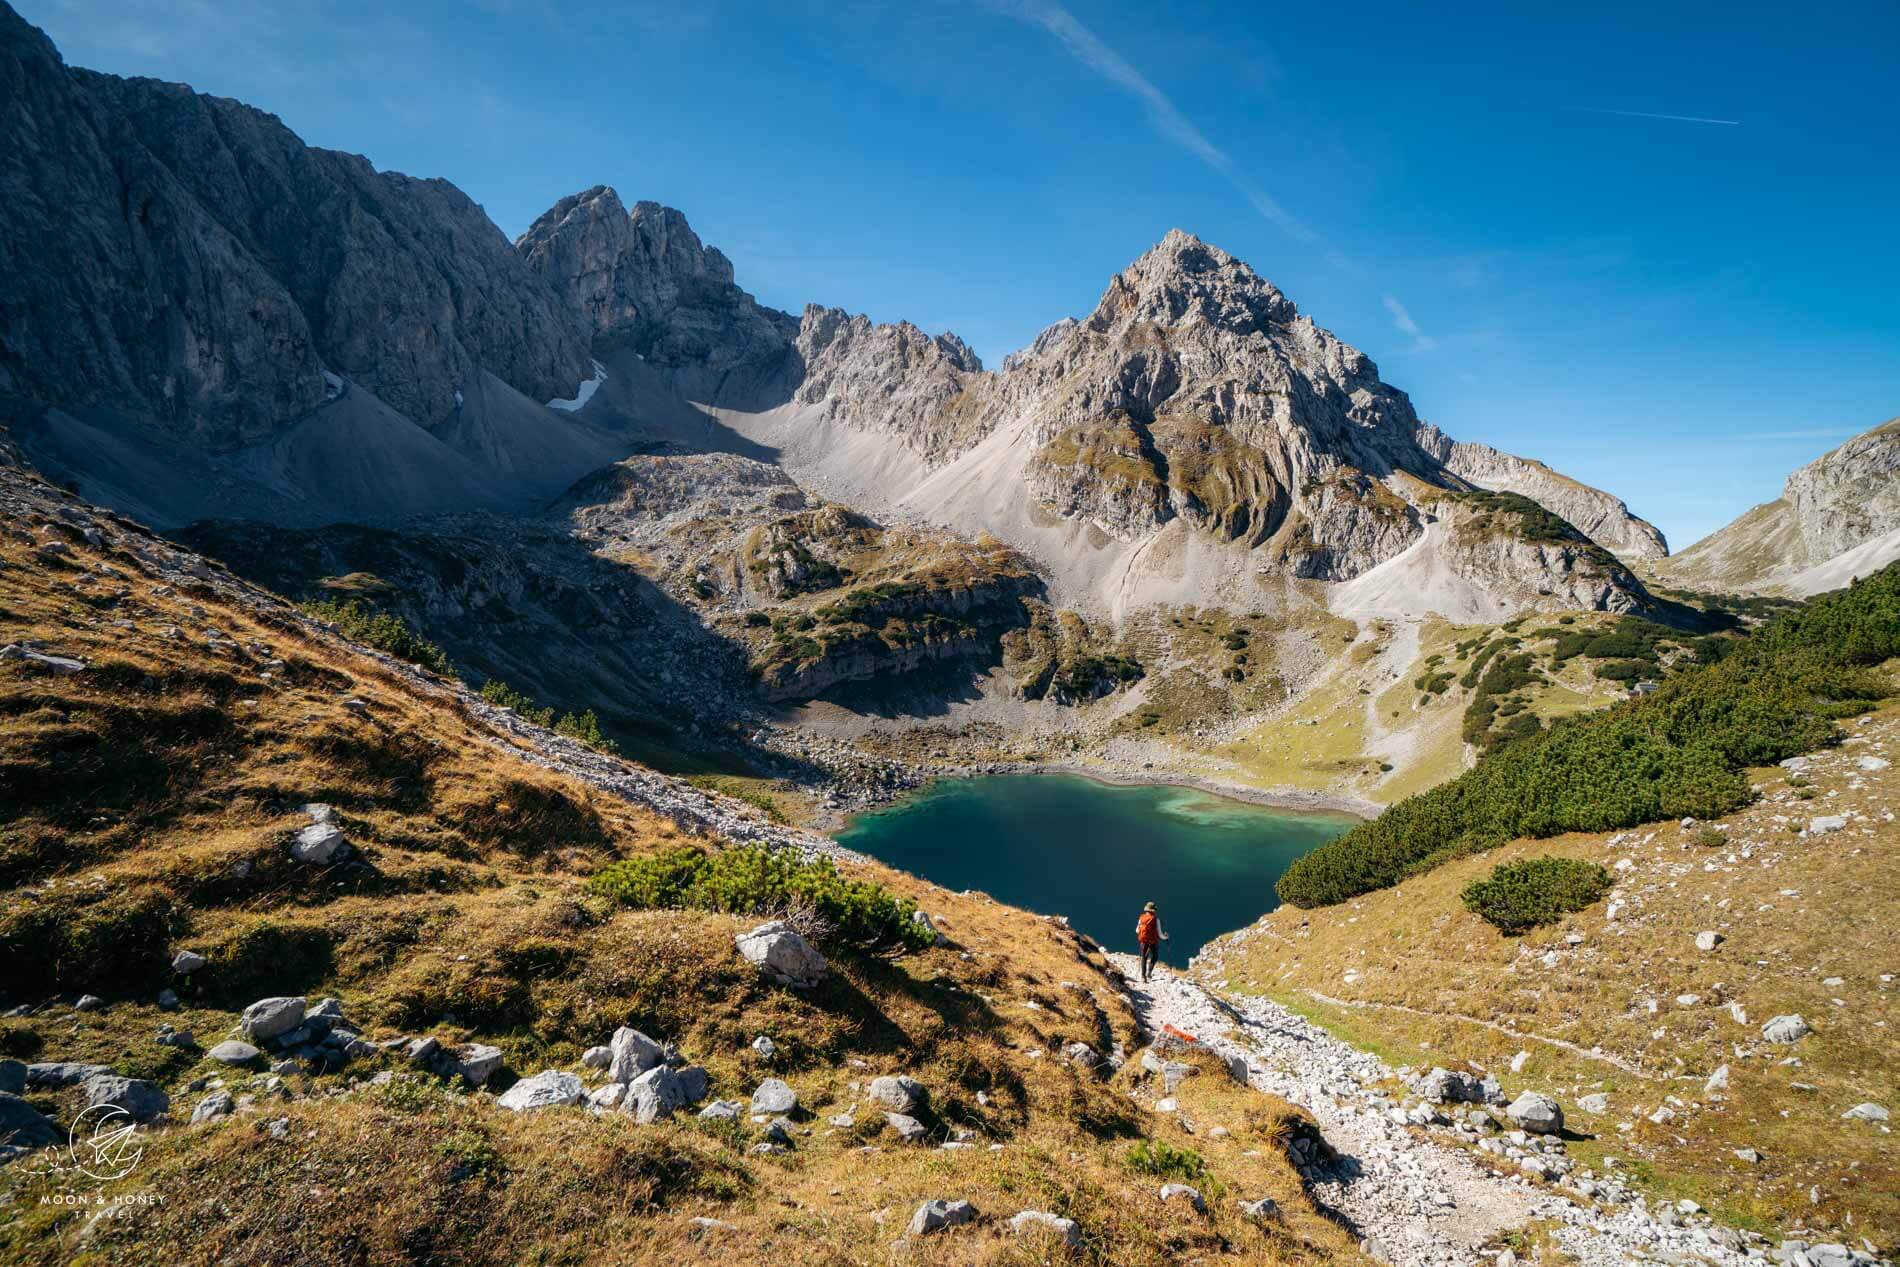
[1108, 954, 1785, 1267]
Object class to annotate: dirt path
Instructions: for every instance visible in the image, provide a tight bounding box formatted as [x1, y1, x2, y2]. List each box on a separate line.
[1108, 955, 1761, 1267]
[1300, 990, 1664, 1082]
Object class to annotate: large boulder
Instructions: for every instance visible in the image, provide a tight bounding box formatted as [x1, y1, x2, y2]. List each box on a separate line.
[867, 1075, 926, 1115]
[675, 1066, 709, 1105]
[0, 1092, 62, 1146]
[495, 1070, 584, 1112]
[457, 1044, 505, 1087]
[206, 1040, 261, 1065]
[909, 1198, 976, 1236]
[624, 1066, 688, 1124]
[1762, 1014, 1812, 1044]
[1505, 1091, 1563, 1135]
[1411, 1067, 1500, 1105]
[240, 997, 306, 1041]
[607, 1027, 664, 1083]
[26, 1061, 112, 1088]
[884, 1112, 928, 1144]
[750, 1078, 797, 1116]
[734, 921, 828, 988]
[81, 1075, 169, 1123]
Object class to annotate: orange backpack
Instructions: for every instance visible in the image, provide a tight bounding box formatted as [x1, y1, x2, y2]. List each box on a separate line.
[1136, 912, 1159, 945]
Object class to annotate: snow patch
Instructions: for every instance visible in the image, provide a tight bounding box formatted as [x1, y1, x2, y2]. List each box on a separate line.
[546, 360, 607, 412]
[321, 370, 345, 400]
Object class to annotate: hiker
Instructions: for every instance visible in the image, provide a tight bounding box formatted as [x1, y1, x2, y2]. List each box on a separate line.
[1135, 901, 1167, 982]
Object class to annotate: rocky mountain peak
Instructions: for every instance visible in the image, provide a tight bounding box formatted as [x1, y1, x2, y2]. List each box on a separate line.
[1089, 229, 1298, 339]
[516, 186, 750, 338]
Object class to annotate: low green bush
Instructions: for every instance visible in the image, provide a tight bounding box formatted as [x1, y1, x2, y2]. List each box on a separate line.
[301, 598, 453, 675]
[1462, 857, 1611, 934]
[478, 681, 618, 755]
[1276, 563, 1898, 909]
[587, 846, 935, 952]
[1125, 1139, 1209, 1182]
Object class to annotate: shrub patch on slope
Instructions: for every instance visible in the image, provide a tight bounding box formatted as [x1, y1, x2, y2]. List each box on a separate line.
[1277, 563, 1900, 908]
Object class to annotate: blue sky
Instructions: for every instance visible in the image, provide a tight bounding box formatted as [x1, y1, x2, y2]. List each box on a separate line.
[26, 0, 1900, 548]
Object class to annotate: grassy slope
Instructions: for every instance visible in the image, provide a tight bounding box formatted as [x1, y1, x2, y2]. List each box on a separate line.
[0, 474, 1363, 1265]
[1199, 698, 1899, 1245]
[1209, 613, 1631, 810]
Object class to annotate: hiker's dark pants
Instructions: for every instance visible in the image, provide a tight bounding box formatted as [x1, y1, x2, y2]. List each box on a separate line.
[1140, 943, 1160, 980]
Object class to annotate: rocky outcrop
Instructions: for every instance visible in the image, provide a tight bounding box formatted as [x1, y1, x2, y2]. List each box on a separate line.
[790, 306, 986, 464]
[1426, 439, 1668, 560]
[970, 230, 1655, 590]
[1435, 491, 1650, 614]
[1663, 418, 1900, 595]
[515, 186, 797, 403]
[1783, 419, 1900, 560]
[0, 3, 591, 445]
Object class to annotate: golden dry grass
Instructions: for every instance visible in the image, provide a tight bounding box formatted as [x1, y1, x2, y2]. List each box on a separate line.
[1200, 691, 1900, 1245]
[0, 483, 1366, 1265]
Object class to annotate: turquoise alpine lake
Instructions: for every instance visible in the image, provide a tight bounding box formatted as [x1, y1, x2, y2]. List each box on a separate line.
[834, 773, 1356, 959]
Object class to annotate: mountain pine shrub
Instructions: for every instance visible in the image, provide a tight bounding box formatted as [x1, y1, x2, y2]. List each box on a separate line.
[587, 845, 936, 951]
[1276, 563, 1899, 908]
[301, 598, 453, 675]
[1462, 857, 1611, 934]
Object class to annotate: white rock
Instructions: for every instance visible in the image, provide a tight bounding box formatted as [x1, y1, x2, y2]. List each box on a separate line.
[290, 822, 348, 864]
[1842, 1102, 1889, 1123]
[1807, 815, 1849, 835]
[1694, 930, 1722, 952]
[750, 1077, 797, 1115]
[456, 1043, 504, 1087]
[240, 996, 305, 1040]
[1008, 1209, 1081, 1246]
[908, 1198, 975, 1236]
[1761, 1014, 1812, 1044]
[1506, 1091, 1563, 1135]
[734, 921, 828, 988]
[1705, 1064, 1730, 1094]
[171, 950, 207, 974]
[624, 1065, 687, 1123]
[206, 1040, 260, 1064]
[496, 1070, 583, 1112]
[867, 1074, 926, 1115]
[1158, 1183, 1206, 1212]
[607, 1026, 664, 1083]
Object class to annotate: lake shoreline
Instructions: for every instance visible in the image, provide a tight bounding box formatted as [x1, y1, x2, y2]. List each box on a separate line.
[830, 766, 1358, 958]
[815, 761, 1377, 835]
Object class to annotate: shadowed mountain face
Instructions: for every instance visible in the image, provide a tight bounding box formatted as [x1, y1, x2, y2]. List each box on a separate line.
[0, 3, 593, 449]
[0, 0, 1676, 746]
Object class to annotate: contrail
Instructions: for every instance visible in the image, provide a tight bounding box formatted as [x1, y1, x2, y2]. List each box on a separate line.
[1588, 107, 1740, 126]
[998, 0, 1315, 241]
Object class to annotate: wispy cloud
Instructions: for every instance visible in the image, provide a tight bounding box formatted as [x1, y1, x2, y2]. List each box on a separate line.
[1382, 296, 1436, 353]
[1000, 1, 1313, 242]
[1585, 107, 1740, 127]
